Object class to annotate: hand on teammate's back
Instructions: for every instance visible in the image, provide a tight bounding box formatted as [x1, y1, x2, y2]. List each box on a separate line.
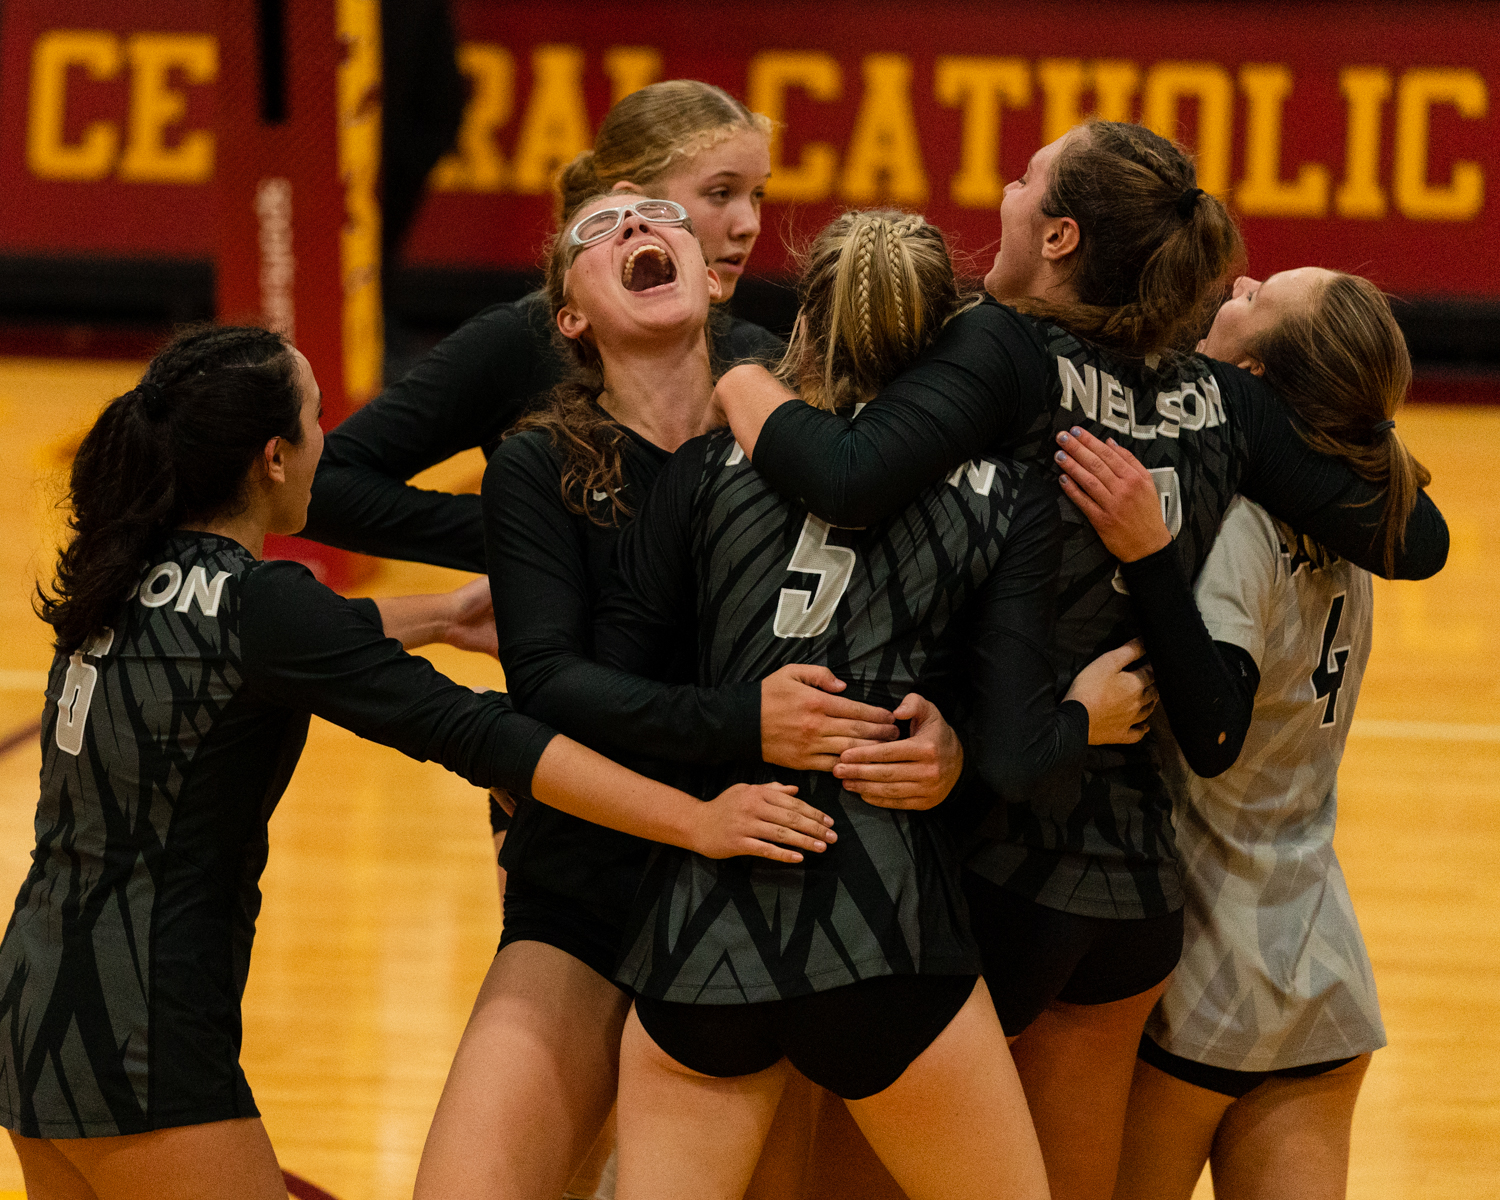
[1053, 427, 1173, 563]
[1065, 639, 1158, 745]
[761, 664, 899, 771]
[833, 693, 964, 810]
[690, 782, 838, 863]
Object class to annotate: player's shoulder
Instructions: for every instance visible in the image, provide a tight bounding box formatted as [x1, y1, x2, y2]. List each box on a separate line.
[1208, 496, 1297, 586]
[133, 532, 257, 612]
[718, 315, 785, 365]
[107, 533, 259, 662]
[944, 295, 1050, 353]
[486, 427, 564, 475]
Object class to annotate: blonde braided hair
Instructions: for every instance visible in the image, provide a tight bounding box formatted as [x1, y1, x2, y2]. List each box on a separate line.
[853, 218, 880, 360]
[778, 210, 979, 412]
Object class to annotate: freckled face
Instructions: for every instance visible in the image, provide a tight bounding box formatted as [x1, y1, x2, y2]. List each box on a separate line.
[1199, 267, 1334, 364]
[559, 195, 720, 351]
[651, 130, 770, 301]
[985, 133, 1070, 302]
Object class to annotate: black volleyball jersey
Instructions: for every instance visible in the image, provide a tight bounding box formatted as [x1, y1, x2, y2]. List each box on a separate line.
[0, 534, 552, 1137]
[749, 298, 1449, 920]
[964, 321, 1247, 917]
[598, 428, 1080, 1002]
[482, 427, 762, 927]
[307, 292, 784, 573]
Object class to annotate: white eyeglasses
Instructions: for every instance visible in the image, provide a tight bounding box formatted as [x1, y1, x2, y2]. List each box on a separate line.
[566, 199, 691, 249]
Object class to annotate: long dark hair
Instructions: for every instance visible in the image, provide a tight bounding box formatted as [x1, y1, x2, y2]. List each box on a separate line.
[38, 325, 303, 650]
[1014, 120, 1245, 358]
[1251, 273, 1430, 575]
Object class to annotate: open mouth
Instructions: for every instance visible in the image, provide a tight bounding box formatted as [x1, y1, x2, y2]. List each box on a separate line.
[622, 244, 676, 292]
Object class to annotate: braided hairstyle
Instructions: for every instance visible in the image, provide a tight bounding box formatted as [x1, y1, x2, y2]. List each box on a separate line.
[38, 325, 302, 650]
[1013, 120, 1244, 359]
[779, 210, 977, 411]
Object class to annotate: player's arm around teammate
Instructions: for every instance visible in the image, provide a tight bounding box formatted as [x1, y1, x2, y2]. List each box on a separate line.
[414, 196, 921, 1200]
[6, 328, 827, 1200]
[705, 123, 1446, 1200]
[1055, 268, 1422, 1200]
[299, 80, 783, 890]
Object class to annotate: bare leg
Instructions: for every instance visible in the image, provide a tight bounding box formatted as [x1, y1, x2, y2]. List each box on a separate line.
[565, 1106, 617, 1200]
[1009, 978, 1170, 1200]
[1210, 1054, 1372, 1200]
[744, 1070, 818, 1200]
[801, 1087, 907, 1200]
[615, 1004, 790, 1200]
[414, 940, 630, 1200]
[8, 1133, 99, 1200]
[845, 978, 1047, 1200]
[1112, 1058, 1233, 1200]
[14, 1118, 285, 1200]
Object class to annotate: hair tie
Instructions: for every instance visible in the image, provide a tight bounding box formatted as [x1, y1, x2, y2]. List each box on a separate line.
[1176, 187, 1205, 219]
[1371, 418, 1396, 435]
[135, 380, 169, 421]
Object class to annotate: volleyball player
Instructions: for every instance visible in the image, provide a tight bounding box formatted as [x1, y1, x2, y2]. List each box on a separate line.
[712, 122, 1449, 1200]
[549, 200, 1160, 1199]
[411, 193, 918, 1199]
[1050, 269, 1417, 1200]
[294, 81, 876, 921]
[0, 327, 831, 1200]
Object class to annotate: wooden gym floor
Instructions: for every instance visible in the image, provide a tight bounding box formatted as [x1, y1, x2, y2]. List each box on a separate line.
[0, 355, 1494, 1200]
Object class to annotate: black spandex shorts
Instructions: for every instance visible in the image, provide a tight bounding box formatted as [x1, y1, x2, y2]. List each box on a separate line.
[1138, 1034, 1359, 1099]
[499, 877, 628, 988]
[962, 871, 1184, 1036]
[634, 973, 977, 1101]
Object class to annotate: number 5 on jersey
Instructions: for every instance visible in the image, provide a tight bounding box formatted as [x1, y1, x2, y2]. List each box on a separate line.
[775, 516, 855, 638]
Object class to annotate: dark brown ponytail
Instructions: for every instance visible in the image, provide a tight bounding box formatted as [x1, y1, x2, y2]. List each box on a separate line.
[37, 326, 302, 650]
[1251, 273, 1429, 576]
[1014, 120, 1245, 359]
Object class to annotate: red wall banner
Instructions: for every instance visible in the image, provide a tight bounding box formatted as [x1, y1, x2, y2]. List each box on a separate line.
[3, 1, 1498, 296]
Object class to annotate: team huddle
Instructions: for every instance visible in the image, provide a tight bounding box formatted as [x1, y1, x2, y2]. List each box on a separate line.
[2, 80, 1445, 1200]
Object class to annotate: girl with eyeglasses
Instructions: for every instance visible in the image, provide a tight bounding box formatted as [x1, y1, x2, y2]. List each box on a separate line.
[300, 81, 879, 928]
[412, 190, 955, 1196]
[586, 201, 1163, 1200]
[711, 121, 1448, 1200]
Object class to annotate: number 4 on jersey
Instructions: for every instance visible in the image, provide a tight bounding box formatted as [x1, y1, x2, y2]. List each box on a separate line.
[1312, 593, 1351, 727]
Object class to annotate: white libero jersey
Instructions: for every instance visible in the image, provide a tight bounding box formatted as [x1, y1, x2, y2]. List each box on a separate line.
[1147, 497, 1386, 1071]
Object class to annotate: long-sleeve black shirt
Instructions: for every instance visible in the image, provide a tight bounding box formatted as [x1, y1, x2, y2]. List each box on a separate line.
[481, 424, 763, 921]
[591, 430, 1085, 1002]
[0, 532, 554, 1138]
[747, 298, 1449, 919]
[304, 292, 784, 572]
